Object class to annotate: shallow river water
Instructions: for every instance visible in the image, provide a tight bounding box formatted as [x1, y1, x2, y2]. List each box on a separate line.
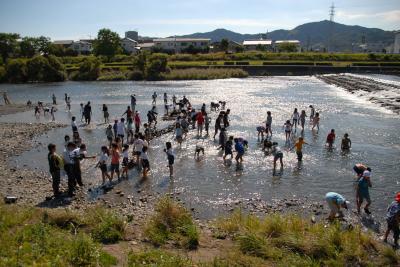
[0, 76, 399, 219]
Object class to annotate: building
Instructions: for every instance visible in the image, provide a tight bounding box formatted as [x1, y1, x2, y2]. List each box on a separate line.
[274, 40, 301, 52]
[121, 37, 139, 54]
[352, 42, 387, 53]
[243, 39, 272, 51]
[211, 40, 243, 53]
[71, 41, 92, 54]
[52, 40, 74, 48]
[138, 42, 155, 51]
[153, 38, 211, 53]
[125, 31, 139, 41]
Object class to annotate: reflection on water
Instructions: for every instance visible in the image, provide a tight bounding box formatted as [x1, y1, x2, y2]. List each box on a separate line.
[1, 76, 399, 219]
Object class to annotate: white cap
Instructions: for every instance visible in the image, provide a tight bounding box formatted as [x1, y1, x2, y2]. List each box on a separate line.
[363, 170, 371, 177]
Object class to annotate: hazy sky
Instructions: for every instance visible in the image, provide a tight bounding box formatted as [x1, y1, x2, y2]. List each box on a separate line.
[0, 0, 399, 40]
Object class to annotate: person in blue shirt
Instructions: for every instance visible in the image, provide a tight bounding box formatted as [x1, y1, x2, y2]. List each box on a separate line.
[383, 193, 400, 249]
[356, 170, 372, 214]
[325, 192, 349, 221]
[234, 138, 244, 164]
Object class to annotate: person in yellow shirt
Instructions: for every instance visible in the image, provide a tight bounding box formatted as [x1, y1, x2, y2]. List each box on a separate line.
[292, 137, 308, 162]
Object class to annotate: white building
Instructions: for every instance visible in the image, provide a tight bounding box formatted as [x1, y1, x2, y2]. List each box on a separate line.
[121, 37, 139, 54]
[394, 31, 400, 54]
[243, 40, 272, 51]
[138, 42, 155, 51]
[153, 38, 210, 53]
[53, 40, 74, 47]
[71, 41, 92, 54]
[274, 40, 301, 52]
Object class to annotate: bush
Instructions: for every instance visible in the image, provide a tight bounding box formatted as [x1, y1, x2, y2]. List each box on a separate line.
[26, 55, 66, 82]
[145, 54, 169, 80]
[0, 66, 6, 82]
[127, 70, 144, 81]
[6, 58, 27, 83]
[127, 250, 190, 267]
[71, 57, 101, 81]
[144, 197, 199, 249]
[97, 71, 127, 81]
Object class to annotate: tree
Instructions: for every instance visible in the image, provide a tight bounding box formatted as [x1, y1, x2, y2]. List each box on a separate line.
[132, 52, 147, 73]
[27, 55, 48, 81]
[72, 57, 101, 80]
[35, 36, 52, 55]
[0, 33, 20, 61]
[6, 59, 27, 83]
[145, 53, 168, 80]
[45, 55, 66, 81]
[277, 43, 298, 53]
[19, 37, 36, 57]
[93, 29, 121, 58]
[26, 55, 66, 82]
[219, 38, 229, 52]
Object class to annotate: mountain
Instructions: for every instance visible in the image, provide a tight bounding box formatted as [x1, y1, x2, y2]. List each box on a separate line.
[176, 20, 396, 51]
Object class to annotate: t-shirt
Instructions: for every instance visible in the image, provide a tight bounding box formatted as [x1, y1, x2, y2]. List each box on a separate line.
[111, 150, 120, 164]
[175, 128, 183, 137]
[166, 148, 175, 158]
[342, 138, 351, 149]
[122, 150, 129, 159]
[294, 140, 306, 152]
[99, 153, 109, 164]
[117, 122, 126, 136]
[71, 121, 77, 130]
[196, 113, 204, 124]
[266, 116, 272, 126]
[325, 192, 345, 205]
[69, 148, 81, 164]
[327, 133, 336, 143]
[292, 112, 299, 120]
[272, 146, 282, 156]
[134, 139, 144, 152]
[235, 142, 244, 154]
[386, 201, 400, 221]
[126, 109, 133, 118]
[48, 153, 61, 172]
[357, 177, 370, 195]
[284, 123, 292, 132]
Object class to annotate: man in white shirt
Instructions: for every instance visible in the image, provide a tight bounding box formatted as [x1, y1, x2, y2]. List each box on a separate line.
[117, 118, 126, 144]
[133, 134, 144, 164]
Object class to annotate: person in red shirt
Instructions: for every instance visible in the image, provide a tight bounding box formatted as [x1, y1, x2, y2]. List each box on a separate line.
[326, 129, 336, 148]
[196, 111, 205, 136]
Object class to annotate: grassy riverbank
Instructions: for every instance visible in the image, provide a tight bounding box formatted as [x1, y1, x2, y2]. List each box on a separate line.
[1, 197, 398, 266]
[1, 52, 399, 83]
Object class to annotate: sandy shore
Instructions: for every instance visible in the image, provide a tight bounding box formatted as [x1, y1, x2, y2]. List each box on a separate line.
[0, 104, 32, 116]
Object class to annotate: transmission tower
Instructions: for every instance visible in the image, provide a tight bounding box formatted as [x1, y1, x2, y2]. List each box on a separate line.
[328, 3, 335, 52]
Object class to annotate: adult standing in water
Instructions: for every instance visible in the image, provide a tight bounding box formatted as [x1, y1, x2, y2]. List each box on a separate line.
[356, 170, 372, 215]
[52, 94, 57, 105]
[102, 104, 109, 123]
[83, 101, 92, 124]
[152, 92, 157, 105]
[130, 94, 136, 112]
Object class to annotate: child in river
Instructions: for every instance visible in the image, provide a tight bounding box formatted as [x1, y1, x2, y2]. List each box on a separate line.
[110, 143, 120, 181]
[164, 142, 175, 177]
[291, 108, 299, 130]
[265, 111, 272, 138]
[341, 133, 352, 150]
[326, 129, 336, 148]
[234, 138, 244, 164]
[309, 105, 315, 121]
[283, 120, 293, 142]
[175, 122, 183, 148]
[218, 128, 227, 151]
[106, 125, 113, 147]
[121, 144, 130, 178]
[96, 146, 111, 185]
[299, 110, 307, 131]
[292, 137, 308, 162]
[257, 126, 266, 140]
[113, 120, 118, 139]
[204, 113, 211, 136]
[272, 142, 283, 173]
[223, 136, 234, 161]
[71, 117, 78, 132]
[140, 146, 150, 177]
[312, 112, 320, 131]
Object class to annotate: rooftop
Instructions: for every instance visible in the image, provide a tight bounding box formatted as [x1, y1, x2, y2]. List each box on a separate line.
[243, 40, 272, 46]
[154, 38, 211, 42]
[139, 42, 155, 48]
[275, 40, 300, 44]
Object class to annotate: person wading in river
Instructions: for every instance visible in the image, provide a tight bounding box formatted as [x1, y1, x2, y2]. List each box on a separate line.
[83, 102, 92, 124]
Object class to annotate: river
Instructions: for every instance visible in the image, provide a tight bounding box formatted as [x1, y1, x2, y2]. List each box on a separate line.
[0, 76, 399, 219]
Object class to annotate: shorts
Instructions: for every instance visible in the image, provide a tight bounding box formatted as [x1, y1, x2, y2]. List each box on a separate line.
[107, 136, 113, 142]
[72, 126, 78, 132]
[387, 219, 400, 241]
[104, 111, 109, 118]
[257, 126, 266, 132]
[142, 159, 150, 169]
[100, 163, 107, 173]
[274, 152, 283, 161]
[176, 136, 183, 142]
[357, 190, 371, 203]
[198, 124, 203, 131]
[285, 130, 291, 133]
[122, 157, 129, 167]
[225, 149, 233, 155]
[110, 163, 119, 172]
[293, 119, 298, 124]
[235, 152, 244, 160]
[118, 134, 124, 139]
[168, 154, 175, 166]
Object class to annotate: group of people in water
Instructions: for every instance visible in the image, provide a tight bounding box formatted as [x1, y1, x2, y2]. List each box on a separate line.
[39, 90, 400, 249]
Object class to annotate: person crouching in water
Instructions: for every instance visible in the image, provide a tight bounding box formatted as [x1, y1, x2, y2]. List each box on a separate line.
[356, 170, 372, 215]
[140, 146, 150, 177]
[234, 138, 244, 165]
[325, 192, 349, 221]
[96, 146, 111, 185]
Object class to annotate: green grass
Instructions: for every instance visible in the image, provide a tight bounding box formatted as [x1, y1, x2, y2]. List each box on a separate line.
[165, 68, 248, 80]
[212, 210, 400, 266]
[0, 202, 122, 266]
[127, 249, 191, 267]
[144, 197, 199, 249]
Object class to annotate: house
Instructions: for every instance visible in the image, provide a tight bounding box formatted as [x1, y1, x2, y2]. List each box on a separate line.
[52, 40, 74, 48]
[138, 42, 155, 51]
[243, 39, 272, 51]
[153, 38, 210, 53]
[274, 40, 301, 52]
[71, 41, 92, 54]
[211, 40, 243, 53]
[121, 37, 139, 54]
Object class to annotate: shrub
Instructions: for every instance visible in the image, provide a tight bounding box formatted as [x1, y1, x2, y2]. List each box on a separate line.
[97, 71, 127, 81]
[145, 54, 168, 80]
[127, 70, 144, 81]
[68, 233, 101, 266]
[165, 68, 248, 80]
[127, 250, 190, 267]
[0, 66, 6, 82]
[71, 57, 101, 81]
[6, 58, 27, 83]
[144, 197, 199, 249]
[26, 55, 66, 82]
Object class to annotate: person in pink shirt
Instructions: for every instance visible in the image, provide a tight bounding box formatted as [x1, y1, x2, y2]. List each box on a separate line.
[134, 111, 141, 133]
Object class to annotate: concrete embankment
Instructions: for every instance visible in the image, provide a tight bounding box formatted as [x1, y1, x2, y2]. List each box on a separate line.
[318, 74, 400, 114]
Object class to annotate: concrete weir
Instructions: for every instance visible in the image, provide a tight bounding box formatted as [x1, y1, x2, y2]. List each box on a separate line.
[317, 74, 400, 114]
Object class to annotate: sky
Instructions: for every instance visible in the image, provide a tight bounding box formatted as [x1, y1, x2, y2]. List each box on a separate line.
[0, 0, 399, 40]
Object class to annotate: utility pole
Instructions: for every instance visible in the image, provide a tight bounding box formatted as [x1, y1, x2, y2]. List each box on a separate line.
[328, 2, 335, 52]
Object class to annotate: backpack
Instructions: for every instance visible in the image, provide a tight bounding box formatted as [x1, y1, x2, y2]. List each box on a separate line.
[54, 153, 64, 170]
